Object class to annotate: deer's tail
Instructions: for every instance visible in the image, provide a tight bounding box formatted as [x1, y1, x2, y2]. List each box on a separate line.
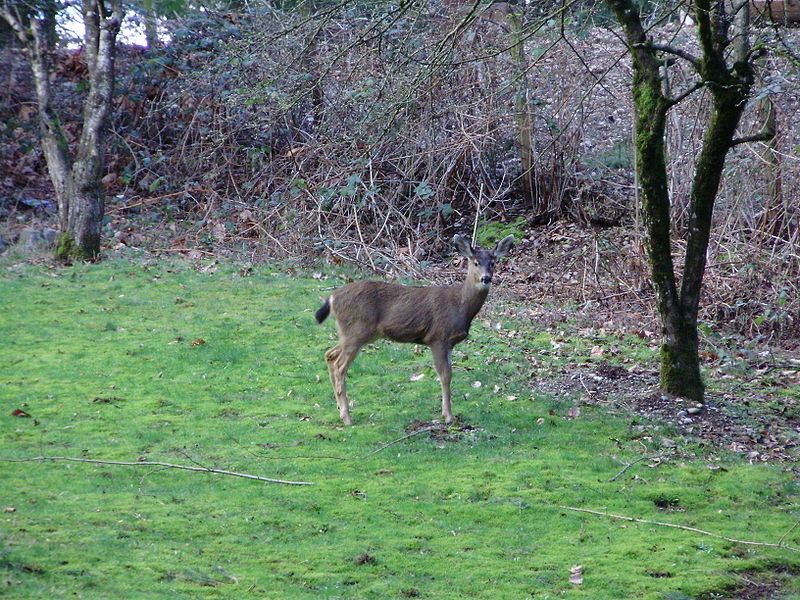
[315, 297, 331, 324]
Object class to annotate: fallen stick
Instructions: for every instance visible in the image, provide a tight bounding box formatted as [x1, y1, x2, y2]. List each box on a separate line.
[608, 451, 672, 482]
[360, 426, 439, 458]
[1, 456, 315, 486]
[559, 505, 799, 553]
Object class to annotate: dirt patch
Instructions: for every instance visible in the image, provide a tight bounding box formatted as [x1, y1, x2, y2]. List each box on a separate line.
[700, 566, 800, 600]
[535, 362, 800, 463]
[404, 419, 482, 443]
[354, 553, 376, 566]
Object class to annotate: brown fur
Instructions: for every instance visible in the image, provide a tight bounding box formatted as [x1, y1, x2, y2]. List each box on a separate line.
[318, 234, 513, 425]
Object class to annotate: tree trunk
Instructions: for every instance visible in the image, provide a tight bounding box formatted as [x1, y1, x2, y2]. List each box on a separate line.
[40, 0, 58, 48]
[507, 7, 536, 210]
[604, 0, 706, 400]
[755, 88, 783, 237]
[659, 301, 704, 400]
[59, 160, 104, 259]
[143, 0, 158, 49]
[605, 0, 755, 402]
[2, 0, 123, 262]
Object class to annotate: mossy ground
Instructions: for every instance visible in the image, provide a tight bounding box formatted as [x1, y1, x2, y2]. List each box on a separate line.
[1, 259, 799, 599]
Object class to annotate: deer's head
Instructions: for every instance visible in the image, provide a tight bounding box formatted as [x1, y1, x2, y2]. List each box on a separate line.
[453, 234, 515, 290]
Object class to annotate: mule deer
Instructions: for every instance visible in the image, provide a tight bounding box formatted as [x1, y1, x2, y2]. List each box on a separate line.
[315, 234, 514, 425]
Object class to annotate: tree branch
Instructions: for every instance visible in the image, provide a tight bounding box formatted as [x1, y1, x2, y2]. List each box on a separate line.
[560, 506, 800, 553]
[359, 426, 438, 458]
[646, 42, 700, 68]
[0, 456, 315, 485]
[729, 130, 775, 147]
[666, 80, 705, 108]
[608, 451, 673, 482]
[0, 4, 28, 45]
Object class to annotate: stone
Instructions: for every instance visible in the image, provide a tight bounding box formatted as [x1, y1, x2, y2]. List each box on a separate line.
[18, 227, 58, 251]
[41, 228, 57, 245]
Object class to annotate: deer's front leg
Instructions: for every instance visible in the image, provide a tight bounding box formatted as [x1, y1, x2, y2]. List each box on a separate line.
[431, 344, 454, 423]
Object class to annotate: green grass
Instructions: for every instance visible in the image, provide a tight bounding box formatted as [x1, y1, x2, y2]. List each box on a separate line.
[1, 259, 799, 599]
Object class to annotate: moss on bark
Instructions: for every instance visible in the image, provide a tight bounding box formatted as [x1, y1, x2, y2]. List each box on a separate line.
[54, 232, 95, 263]
[660, 324, 704, 402]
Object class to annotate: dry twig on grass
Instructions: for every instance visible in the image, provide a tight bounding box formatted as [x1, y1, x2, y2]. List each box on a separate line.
[560, 505, 800, 553]
[360, 426, 440, 458]
[608, 451, 674, 482]
[0, 456, 315, 486]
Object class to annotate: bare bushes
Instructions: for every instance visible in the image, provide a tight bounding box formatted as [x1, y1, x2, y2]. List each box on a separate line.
[110, 3, 608, 271]
[102, 4, 799, 337]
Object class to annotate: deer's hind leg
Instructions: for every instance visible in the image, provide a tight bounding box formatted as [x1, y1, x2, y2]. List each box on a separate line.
[325, 341, 364, 425]
[431, 343, 455, 424]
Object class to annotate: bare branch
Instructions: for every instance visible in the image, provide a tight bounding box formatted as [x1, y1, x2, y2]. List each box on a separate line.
[647, 42, 700, 68]
[560, 506, 800, 553]
[608, 451, 674, 482]
[0, 456, 315, 486]
[729, 130, 775, 147]
[665, 80, 705, 107]
[0, 5, 28, 45]
[359, 426, 438, 458]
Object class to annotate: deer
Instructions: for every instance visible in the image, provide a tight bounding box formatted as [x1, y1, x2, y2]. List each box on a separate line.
[315, 234, 514, 425]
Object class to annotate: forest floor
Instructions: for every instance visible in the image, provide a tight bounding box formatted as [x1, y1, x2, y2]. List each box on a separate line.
[2, 257, 800, 599]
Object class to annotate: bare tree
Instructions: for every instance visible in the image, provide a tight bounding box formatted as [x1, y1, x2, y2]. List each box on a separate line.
[1, 0, 123, 261]
[604, 0, 774, 401]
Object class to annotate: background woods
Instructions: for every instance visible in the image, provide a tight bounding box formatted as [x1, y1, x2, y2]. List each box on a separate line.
[1, 1, 799, 351]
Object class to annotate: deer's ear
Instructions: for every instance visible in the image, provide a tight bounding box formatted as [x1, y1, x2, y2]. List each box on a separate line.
[493, 235, 514, 259]
[452, 234, 474, 258]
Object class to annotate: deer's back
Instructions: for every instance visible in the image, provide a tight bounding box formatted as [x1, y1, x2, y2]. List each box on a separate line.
[331, 280, 464, 345]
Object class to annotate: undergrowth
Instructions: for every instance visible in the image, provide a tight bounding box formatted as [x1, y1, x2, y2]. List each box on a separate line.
[1, 259, 799, 599]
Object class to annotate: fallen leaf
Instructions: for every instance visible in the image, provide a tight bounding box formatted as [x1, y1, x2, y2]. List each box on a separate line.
[410, 373, 425, 381]
[11, 409, 31, 418]
[569, 565, 583, 585]
[566, 406, 581, 419]
[191, 338, 206, 346]
[471, 381, 482, 388]
[590, 346, 604, 357]
[4, 507, 16, 513]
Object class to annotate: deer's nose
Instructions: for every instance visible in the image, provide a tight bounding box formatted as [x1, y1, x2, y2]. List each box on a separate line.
[481, 275, 492, 284]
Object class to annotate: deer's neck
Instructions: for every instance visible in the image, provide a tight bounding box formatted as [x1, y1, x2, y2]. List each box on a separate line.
[459, 281, 490, 323]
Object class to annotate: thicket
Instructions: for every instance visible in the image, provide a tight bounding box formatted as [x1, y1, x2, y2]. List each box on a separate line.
[1, 0, 798, 339]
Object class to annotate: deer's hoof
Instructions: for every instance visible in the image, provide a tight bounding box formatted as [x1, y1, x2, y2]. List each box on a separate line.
[341, 414, 353, 426]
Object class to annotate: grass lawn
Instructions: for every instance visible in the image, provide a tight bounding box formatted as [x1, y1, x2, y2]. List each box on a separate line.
[1, 258, 799, 599]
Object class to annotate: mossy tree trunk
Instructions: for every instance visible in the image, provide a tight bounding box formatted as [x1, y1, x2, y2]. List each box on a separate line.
[1, 0, 122, 262]
[605, 0, 760, 402]
[507, 4, 537, 210]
